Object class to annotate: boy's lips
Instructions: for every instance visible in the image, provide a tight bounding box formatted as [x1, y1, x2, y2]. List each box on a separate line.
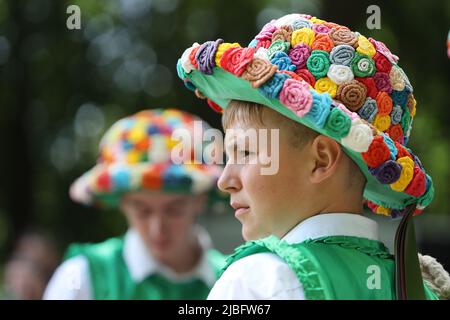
[231, 202, 250, 217]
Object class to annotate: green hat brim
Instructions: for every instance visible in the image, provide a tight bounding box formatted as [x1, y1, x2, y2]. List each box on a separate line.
[186, 67, 419, 211]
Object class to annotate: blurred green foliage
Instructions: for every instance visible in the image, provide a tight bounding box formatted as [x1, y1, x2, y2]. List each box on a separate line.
[0, 0, 449, 261]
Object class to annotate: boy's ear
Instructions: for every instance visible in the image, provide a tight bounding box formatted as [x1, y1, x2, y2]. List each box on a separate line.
[309, 135, 342, 184]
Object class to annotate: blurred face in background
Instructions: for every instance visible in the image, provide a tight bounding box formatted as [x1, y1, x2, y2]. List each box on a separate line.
[120, 191, 206, 265]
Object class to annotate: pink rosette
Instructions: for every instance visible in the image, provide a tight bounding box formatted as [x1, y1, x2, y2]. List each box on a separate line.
[368, 38, 399, 64]
[256, 23, 277, 41]
[279, 78, 313, 117]
[288, 44, 311, 69]
[373, 72, 392, 93]
[312, 24, 331, 34]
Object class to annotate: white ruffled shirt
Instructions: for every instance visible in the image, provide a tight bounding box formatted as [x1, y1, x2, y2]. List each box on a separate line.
[207, 213, 379, 300]
[44, 226, 217, 300]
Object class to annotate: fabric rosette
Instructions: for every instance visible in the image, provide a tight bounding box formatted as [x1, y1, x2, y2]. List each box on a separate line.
[351, 53, 376, 77]
[181, 43, 200, 74]
[356, 35, 376, 57]
[267, 40, 291, 59]
[291, 18, 313, 30]
[215, 42, 240, 67]
[390, 156, 414, 192]
[373, 72, 392, 93]
[295, 68, 316, 86]
[390, 105, 403, 125]
[258, 72, 290, 99]
[356, 77, 378, 99]
[362, 135, 391, 168]
[195, 39, 223, 74]
[330, 44, 355, 66]
[288, 44, 311, 69]
[220, 46, 255, 77]
[291, 27, 315, 47]
[373, 52, 392, 73]
[311, 34, 334, 52]
[279, 78, 313, 117]
[373, 114, 391, 132]
[305, 91, 331, 127]
[306, 50, 331, 79]
[242, 58, 278, 88]
[329, 28, 358, 47]
[325, 107, 352, 138]
[314, 77, 337, 97]
[336, 80, 367, 111]
[254, 47, 270, 61]
[312, 23, 331, 34]
[341, 119, 374, 152]
[357, 97, 378, 123]
[270, 51, 297, 71]
[272, 26, 293, 42]
[369, 160, 402, 184]
[327, 64, 354, 85]
[375, 92, 393, 115]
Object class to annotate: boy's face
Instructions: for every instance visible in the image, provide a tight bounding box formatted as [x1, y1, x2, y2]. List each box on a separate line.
[218, 107, 314, 241]
[120, 191, 205, 264]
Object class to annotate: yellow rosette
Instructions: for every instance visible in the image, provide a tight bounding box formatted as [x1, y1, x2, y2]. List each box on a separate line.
[291, 27, 315, 47]
[215, 43, 240, 67]
[314, 77, 337, 98]
[390, 156, 414, 192]
[356, 35, 376, 57]
[373, 114, 391, 132]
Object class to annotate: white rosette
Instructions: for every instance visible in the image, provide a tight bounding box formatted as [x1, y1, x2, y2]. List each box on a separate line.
[327, 64, 354, 85]
[341, 119, 374, 153]
[254, 47, 270, 61]
[181, 42, 200, 74]
[389, 65, 406, 91]
[274, 14, 302, 27]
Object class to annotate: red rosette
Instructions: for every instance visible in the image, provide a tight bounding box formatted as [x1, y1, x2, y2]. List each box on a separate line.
[361, 135, 391, 168]
[295, 68, 316, 87]
[394, 142, 413, 160]
[387, 124, 404, 144]
[220, 47, 255, 77]
[207, 99, 223, 113]
[375, 91, 393, 115]
[366, 200, 379, 212]
[189, 46, 200, 69]
[404, 166, 426, 197]
[355, 77, 378, 99]
[280, 70, 301, 80]
[373, 52, 392, 73]
[256, 39, 271, 50]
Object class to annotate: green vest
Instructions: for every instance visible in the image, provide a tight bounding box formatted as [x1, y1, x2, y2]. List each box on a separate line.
[65, 236, 226, 300]
[221, 235, 438, 300]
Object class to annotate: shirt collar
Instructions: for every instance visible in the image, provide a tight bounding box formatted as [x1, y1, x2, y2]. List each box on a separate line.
[282, 213, 379, 244]
[122, 226, 217, 287]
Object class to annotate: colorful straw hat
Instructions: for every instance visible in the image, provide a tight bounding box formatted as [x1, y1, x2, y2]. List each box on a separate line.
[176, 13, 434, 218]
[70, 108, 223, 208]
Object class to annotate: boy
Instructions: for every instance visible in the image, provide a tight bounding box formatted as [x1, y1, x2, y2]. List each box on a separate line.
[44, 108, 225, 300]
[177, 13, 441, 299]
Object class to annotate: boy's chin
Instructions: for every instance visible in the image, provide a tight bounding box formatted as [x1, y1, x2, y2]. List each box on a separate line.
[241, 225, 268, 241]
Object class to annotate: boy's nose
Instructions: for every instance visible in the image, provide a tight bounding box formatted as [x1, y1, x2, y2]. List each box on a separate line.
[217, 163, 241, 193]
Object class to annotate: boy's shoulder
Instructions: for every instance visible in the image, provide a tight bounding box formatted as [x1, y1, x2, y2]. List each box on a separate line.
[209, 250, 304, 299]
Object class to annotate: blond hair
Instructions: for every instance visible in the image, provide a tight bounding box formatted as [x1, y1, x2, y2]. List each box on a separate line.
[223, 99, 366, 191]
[223, 100, 319, 149]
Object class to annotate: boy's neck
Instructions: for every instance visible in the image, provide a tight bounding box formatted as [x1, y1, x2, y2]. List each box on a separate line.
[161, 233, 203, 275]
